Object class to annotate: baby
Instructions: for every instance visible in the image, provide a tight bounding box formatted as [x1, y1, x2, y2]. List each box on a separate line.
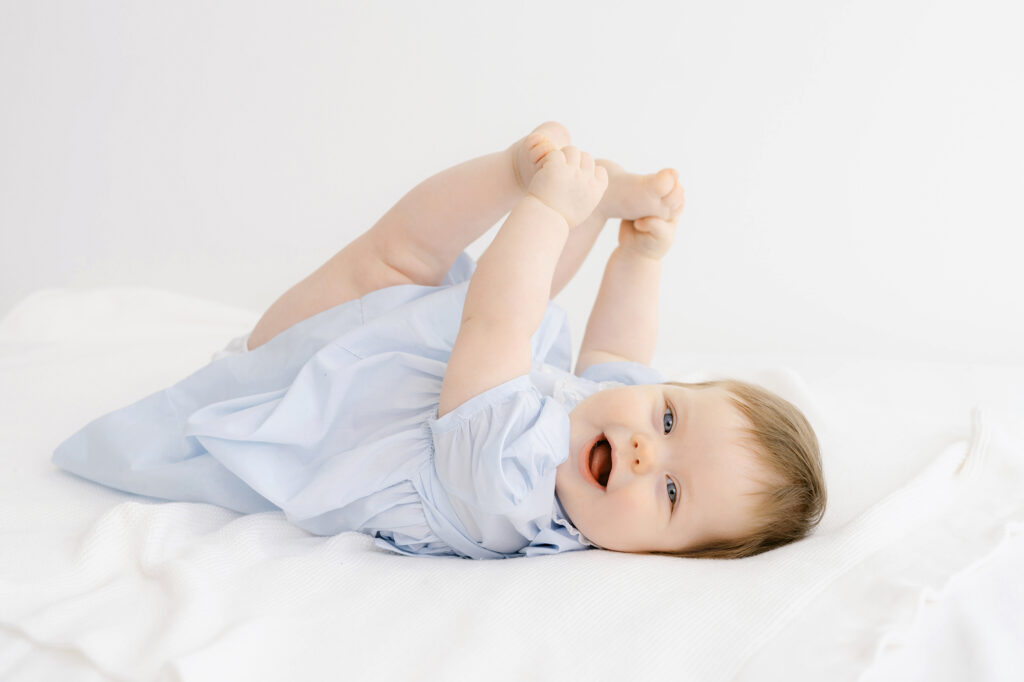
[53, 122, 826, 559]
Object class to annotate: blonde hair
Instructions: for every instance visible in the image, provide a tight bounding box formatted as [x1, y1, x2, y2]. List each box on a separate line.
[656, 379, 826, 559]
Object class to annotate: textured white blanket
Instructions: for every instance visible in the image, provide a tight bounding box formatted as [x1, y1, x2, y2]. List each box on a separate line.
[2, 288, 1022, 682]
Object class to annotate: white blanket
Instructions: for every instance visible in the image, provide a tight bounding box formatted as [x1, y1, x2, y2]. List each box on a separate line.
[2, 288, 1022, 682]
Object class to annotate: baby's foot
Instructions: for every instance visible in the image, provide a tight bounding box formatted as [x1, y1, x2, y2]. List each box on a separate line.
[596, 161, 684, 221]
[509, 121, 572, 193]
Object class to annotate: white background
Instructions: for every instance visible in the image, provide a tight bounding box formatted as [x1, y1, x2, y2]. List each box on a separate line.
[2, 0, 1022, 363]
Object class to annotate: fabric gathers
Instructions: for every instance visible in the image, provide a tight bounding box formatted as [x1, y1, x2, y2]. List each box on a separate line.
[53, 252, 663, 559]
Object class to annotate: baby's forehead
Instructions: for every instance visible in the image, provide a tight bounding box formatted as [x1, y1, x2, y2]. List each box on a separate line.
[683, 387, 772, 475]
[675, 384, 750, 433]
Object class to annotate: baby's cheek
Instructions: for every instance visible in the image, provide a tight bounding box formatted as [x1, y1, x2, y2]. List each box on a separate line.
[609, 486, 654, 519]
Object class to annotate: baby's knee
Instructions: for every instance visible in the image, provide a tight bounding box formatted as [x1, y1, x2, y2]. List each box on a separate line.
[365, 229, 448, 288]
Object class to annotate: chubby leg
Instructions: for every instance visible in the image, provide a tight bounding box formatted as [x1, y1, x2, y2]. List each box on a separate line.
[364, 121, 573, 285]
[248, 122, 570, 350]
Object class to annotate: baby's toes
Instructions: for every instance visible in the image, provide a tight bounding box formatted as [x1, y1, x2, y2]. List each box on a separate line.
[530, 120, 571, 148]
[647, 168, 678, 199]
[664, 181, 685, 219]
[526, 133, 558, 167]
[646, 169, 683, 219]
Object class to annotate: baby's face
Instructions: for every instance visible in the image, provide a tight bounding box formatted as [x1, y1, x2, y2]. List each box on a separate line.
[555, 383, 771, 553]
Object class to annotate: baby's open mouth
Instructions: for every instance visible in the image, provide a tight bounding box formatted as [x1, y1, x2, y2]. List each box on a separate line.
[588, 436, 613, 489]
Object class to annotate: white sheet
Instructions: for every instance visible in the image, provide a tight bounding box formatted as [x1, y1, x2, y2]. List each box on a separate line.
[1, 288, 1022, 682]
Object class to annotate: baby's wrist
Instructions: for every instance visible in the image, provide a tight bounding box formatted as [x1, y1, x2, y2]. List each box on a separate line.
[522, 193, 571, 228]
[616, 243, 666, 262]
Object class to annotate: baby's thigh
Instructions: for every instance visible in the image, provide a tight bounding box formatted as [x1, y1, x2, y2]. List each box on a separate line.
[344, 230, 431, 295]
[310, 235, 420, 308]
[249, 234, 418, 350]
[362, 221, 451, 288]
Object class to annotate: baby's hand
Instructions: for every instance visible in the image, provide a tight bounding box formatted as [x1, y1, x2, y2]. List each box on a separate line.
[527, 145, 608, 227]
[617, 195, 684, 260]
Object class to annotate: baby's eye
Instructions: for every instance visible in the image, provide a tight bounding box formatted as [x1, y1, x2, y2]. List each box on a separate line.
[666, 477, 677, 509]
[663, 404, 674, 434]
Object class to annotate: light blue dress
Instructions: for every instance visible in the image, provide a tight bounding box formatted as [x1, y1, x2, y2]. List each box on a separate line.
[52, 253, 663, 559]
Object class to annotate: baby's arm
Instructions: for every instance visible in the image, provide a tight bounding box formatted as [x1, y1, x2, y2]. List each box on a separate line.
[575, 211, 682, 375]
[549, 208, 607, 299]
[438, 196, 568, 418]
[438, 145, 607, 418]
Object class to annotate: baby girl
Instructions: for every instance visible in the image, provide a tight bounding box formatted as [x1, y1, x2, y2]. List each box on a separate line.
[53, 122, 826, 559]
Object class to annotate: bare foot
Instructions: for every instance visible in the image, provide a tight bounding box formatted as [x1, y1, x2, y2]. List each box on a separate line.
[509, 121, 572, 193]
[596, 160, 684, 221]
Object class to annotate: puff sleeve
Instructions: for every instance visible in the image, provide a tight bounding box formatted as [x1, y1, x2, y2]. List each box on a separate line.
[426, 374, 570, 555]
[579, 360, 664, 386]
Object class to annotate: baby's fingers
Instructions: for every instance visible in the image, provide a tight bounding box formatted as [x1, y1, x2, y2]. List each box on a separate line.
[580, 151, 595, 174]
[634, 216, 675, 239]
[665, 182, 685, 221]
[539, 148, 568, 170]
[634, 216, 663, 231]
[561, 145, 581, 167]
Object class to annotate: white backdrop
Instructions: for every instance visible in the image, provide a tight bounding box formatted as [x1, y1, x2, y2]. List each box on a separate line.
[2, 0, 1022, 364]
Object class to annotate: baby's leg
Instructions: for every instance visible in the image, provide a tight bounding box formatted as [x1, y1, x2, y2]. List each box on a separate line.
[364, 121, 572, 286]
[248, 122, 569, 350]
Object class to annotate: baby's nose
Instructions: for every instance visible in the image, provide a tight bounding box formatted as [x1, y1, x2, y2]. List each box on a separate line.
[629, 433, 656, 474]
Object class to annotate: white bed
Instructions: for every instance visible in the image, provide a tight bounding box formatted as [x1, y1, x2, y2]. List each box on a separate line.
[1, 287, 1021, 682]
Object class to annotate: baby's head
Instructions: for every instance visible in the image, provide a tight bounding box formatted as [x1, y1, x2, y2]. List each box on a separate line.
[555, 378, 826, 558]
